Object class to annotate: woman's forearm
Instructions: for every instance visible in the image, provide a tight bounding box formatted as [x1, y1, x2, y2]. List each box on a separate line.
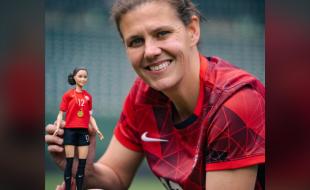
[84, 162, 126, 190]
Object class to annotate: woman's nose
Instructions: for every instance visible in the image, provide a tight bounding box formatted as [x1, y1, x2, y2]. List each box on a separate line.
[144, 39, 162, 60]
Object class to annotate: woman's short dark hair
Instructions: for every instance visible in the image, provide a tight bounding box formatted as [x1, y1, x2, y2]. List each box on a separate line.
[68, 67, 88, 85]
[111, 0, 204, 38]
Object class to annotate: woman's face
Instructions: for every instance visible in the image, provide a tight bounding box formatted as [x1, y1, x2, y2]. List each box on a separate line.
[74, 70, 88, 87]
[119, 1, 199, 92]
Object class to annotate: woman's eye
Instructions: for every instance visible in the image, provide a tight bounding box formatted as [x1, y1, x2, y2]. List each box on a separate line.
[128, 38, 144, 48]
[157, 31, 170, 38]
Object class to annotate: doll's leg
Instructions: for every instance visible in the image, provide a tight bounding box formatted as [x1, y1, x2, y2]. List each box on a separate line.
[76, 145, 88, 190]
[64, 145, 75, 190]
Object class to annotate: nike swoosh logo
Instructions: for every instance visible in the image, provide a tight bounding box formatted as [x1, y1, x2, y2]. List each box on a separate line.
[141, 132, 168, 142]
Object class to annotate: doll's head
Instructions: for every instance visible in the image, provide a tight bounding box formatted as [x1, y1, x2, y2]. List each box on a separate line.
[68, 67, 88, 86]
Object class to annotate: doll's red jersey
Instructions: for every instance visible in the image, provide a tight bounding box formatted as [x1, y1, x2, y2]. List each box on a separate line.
[115, 55, 265, 190]
[59, 89, 92, 129]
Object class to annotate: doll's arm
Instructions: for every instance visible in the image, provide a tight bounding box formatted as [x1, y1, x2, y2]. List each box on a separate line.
[90, 116, 104, 140]
[53, 111, 63, 136]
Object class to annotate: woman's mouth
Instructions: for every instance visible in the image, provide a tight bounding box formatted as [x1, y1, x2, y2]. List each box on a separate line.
[146, 60, 172, 72]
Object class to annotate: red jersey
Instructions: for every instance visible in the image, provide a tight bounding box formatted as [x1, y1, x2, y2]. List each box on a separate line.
[115, 55, 265, 190]
[59, 89, 92, 129]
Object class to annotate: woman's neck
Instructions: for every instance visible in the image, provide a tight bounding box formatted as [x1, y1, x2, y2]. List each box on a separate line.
[164, 52, 201, 123]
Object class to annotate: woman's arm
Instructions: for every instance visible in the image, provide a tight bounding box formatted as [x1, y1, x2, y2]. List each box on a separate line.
[85, 135, 144, 189]
[205, 165, 258, 190]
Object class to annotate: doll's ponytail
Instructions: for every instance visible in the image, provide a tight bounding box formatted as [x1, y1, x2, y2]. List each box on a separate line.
[68, 73, 76, 85]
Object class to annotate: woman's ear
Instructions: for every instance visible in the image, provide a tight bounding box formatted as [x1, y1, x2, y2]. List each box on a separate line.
[187, 15, 200, 47]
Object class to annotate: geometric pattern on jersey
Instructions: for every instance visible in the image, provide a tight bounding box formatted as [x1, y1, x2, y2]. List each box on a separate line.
[206, 106, 265, 164]
[150, 107, 205, 188]
[114, 55, 265, 190]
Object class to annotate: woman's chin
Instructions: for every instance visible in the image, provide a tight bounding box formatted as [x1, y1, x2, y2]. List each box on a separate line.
[149, 81, 177, 92]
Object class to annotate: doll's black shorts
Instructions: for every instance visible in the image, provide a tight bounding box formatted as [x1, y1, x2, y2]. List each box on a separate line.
[63, 128, 90, 146]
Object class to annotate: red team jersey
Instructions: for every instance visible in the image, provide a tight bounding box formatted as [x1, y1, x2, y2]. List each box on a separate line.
[60, 89, 92, 129]
[115, 55, 265, 190]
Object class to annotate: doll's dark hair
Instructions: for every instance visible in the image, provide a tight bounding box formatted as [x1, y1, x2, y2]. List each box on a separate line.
[67, 67, 88, 85]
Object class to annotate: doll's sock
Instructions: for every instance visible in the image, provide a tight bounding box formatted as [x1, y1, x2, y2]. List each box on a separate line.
[64, 157, 74, 190]
[76, 158, 87, 190]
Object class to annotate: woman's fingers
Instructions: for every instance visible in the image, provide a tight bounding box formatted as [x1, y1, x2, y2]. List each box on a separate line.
[45, 134, 64, 145]
[46, 124, 64, 136]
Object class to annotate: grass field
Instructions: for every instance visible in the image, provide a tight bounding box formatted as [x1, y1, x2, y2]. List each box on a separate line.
[45, 172, 164, 190]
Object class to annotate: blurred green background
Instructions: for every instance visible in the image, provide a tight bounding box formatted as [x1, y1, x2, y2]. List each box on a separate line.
[45, 0, 264, 189]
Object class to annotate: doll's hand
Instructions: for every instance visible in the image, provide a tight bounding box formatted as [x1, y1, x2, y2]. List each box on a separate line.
[53, 120, 63, 136]
[97, 130, 104, 141]
[53, 127, 60, 136]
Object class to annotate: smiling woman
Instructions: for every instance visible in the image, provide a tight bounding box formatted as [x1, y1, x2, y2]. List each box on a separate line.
[46, 1, 265, 190]
[119, 1, 201, 95]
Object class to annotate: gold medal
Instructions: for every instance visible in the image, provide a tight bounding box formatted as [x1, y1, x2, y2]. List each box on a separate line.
[77, 109, 84, 117]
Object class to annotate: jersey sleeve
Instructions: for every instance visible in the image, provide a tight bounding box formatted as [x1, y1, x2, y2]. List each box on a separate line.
[206, 88, 265, 171]
[114, 89, 143, 152]
[59, 91, 69, 112]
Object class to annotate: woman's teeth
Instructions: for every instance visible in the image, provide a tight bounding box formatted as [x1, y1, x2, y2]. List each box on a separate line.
[149, 61, 171, 71]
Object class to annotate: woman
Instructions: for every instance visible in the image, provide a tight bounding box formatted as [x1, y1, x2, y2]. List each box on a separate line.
[46, 1, 265, 189]
[53, 67, 103, 190]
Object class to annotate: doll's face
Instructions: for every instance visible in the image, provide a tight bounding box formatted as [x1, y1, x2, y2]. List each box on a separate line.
[74, 70, 88, 87]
